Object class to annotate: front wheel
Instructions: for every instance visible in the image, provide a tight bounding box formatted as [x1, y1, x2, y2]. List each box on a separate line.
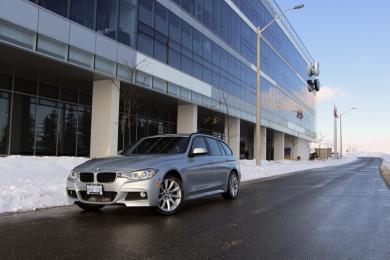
[222, 172, 239, 200]
[155, 175, 183, 216]
[76, 202, 105, 212]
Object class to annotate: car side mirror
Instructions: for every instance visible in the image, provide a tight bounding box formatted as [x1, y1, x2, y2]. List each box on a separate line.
[191, 147, 208, 157]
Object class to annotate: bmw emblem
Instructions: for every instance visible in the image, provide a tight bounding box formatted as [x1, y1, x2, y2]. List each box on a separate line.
[96, 168, 101, 172]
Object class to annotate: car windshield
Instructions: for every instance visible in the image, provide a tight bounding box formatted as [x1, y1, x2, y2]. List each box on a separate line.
[121, 137, 190, 155]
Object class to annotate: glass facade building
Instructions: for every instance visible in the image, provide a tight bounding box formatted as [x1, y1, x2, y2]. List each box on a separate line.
[1, 0, 317, 158]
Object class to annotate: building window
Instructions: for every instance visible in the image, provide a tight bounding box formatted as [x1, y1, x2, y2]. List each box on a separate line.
[203, 0, 211, 29]
[138, 25, 154, 57]
[169, 12, 181, 43]
[154, 36, 168, 63]
[10, 94, 37, 155]
[192, 60, 202, 79]
[182, 0, 194, 16]
[168, 48, 181, 70]
[39, 83, 59, 100]
[13, 77, 37, 96]
[70, 0, 95, 29]
[181, 21, 192, 51]
[192, 29, 202, 56]
[202, 36, 211, 61]
[181, 53, 192, 75]
[138, 0, 154, 28]
[212, 0, 220, 35]
[57, 103, 78, 156]
[0, 91, 10, 154]
[35, 99, 58, 156]
[194, 0, 203, 21]
[154, 2, 168, 36]
[118, 0, 137, 47]
[211, 42, 219, 66]
[38, 0, 69, 17]
[77, 106, 91, 156]
[96, 0, 118, 40]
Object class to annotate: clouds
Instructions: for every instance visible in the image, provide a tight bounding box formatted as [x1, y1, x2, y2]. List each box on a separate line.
[317, 86, 345, 102]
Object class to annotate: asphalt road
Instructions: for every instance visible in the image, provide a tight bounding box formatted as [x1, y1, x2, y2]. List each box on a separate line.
[1, 157, 389, 260]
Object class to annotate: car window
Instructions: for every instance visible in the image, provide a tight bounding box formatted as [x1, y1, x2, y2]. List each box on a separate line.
[122, 137, 190, 155]
[219, 141, 233, 155]
[191, 137, 208, 154]
[205, 138, 222, 156]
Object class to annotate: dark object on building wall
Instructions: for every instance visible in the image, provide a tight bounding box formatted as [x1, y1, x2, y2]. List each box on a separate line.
[308, 61, 320, 77]
[314, 79, 320, 92]
[296, 108, 304, 119]
[307, 79, 320, 92]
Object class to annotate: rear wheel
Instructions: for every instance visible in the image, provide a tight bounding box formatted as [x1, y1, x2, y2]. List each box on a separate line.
[155, 175, 183, 216]
[222, 172, 239, 200]
[76, 202, 105, 212]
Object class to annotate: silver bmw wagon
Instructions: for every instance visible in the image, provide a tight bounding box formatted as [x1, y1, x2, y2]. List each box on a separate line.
[66, 133, 240, 215]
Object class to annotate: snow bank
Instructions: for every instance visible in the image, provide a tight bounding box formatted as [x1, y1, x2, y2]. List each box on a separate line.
[0, 156, 88, 214]
[1, 153, 387, 214]
[240, 157, 357, 182]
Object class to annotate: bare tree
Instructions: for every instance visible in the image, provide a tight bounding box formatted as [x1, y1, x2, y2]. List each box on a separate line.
[115, 56, 147, 150]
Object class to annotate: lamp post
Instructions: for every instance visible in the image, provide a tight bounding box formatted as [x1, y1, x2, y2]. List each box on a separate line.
[340, 107, 356, 158]
[255, 4, 304, 165]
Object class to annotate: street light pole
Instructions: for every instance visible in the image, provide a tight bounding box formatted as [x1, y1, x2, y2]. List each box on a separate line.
[255, 26, 262, 166]
[255, 4, 304, 165]
[340, 107, 356, 158]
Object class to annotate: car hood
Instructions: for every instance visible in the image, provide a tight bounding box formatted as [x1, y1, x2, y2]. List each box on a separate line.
[73, 154, 184, 173]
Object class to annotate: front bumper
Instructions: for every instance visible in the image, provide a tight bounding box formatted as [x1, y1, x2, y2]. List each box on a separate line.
[66, 176, 161, 207]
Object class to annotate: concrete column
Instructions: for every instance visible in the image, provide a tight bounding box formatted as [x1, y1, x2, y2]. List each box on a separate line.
[292, 137, 310, 160]
[224, 116, 240, 159]
[260, 126, 267, 160]
[274, 131, 285, 161]
[90, 79, 120, 158]
[177, 103, 197, 134]
[283, 135, 293, 160]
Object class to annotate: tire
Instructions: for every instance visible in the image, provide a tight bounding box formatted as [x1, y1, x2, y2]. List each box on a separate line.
[155, 175, 183, 216]
[222, 171, 239, 200]
[76, 202, 105, 212]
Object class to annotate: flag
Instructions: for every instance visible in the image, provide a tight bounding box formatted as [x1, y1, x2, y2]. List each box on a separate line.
[334, 105, 339, 118]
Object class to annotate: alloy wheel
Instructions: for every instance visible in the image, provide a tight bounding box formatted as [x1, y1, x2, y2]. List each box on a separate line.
[229, 173, 239, 197]
[157, 178, 182, 213]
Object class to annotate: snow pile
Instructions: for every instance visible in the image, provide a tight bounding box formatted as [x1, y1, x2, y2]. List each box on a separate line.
[240, 157, 357, 182]
[0, 156, 88, 213]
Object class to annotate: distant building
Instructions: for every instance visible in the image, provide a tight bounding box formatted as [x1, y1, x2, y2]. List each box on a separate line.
[0, 0, 317, 160]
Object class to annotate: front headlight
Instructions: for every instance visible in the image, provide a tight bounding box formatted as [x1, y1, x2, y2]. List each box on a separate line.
[68, 171, 79, 180]
[120, 168, 159, 181]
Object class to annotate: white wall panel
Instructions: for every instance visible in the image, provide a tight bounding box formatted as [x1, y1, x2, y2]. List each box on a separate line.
[38, 9, 69, 43]
[95, 34, 117, 61]
[69, 23, 95, 53]
[0, 0, 38, 31]
[117, 45, 137, 67]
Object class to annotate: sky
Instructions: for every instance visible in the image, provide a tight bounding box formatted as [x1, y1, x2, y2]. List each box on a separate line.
[278, 0, 390, 153]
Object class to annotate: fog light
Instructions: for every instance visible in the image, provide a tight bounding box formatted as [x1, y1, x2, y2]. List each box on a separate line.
[140, 192, 147, 198]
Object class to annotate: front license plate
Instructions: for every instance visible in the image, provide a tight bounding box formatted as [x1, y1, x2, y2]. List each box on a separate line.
[86, 184, 103, 195]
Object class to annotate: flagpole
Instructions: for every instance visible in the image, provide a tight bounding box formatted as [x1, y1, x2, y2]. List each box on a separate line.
[334, 105, 338, 156]
[334, 116, 337, 154]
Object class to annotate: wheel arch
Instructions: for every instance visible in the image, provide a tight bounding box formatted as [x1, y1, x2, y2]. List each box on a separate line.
[163, 169, 183, 184]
